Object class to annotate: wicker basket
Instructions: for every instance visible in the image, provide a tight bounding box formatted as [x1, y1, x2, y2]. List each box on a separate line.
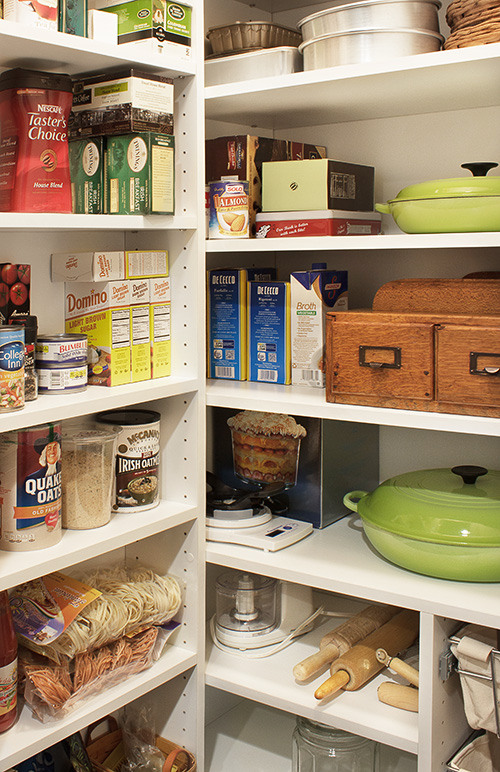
[85, 716, 196, 772]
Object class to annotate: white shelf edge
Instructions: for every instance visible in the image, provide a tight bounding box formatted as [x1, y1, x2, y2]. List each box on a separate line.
[206, 380, 500, 437]
[206, 516, 500, 630]
[205, 625, 418, 753]
[0, 500, 198, 591]
[0, 376, 200, 432]
[0, 213, 197, 231]
[0, 647, 197, 772]
[0, 19, 196, 78]
[205, 233, 500, 252]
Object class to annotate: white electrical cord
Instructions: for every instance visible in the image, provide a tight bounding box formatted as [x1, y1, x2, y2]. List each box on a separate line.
[210, 607, 352, 659]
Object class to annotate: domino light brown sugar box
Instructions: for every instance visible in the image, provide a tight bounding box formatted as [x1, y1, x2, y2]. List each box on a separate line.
[209, 180, 249, 239]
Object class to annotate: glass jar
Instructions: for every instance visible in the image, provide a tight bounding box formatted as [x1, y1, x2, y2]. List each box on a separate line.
[292, 717, 379, 772]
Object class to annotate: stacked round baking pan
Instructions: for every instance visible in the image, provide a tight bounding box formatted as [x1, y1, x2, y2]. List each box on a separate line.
[298, 0, 444, 70]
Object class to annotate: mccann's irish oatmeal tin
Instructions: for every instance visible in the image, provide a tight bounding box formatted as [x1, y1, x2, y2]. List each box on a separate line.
[0, 423, 62, 551]
[96, 408, 160, 512]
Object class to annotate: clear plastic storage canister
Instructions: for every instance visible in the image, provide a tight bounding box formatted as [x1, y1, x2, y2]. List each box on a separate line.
[292, 717, 379, 772]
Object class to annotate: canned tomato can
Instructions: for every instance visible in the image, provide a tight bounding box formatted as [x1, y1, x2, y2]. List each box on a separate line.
[35, 333, 87, 364]
[0, 325, 25, 411]
[209, 180, 249, 239]
[37, 362, 88, 394]
[0, 422, 62, 551]
[96, 408, 160, 512]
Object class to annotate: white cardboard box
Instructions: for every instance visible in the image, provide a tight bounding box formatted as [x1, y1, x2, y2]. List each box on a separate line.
[51, 252, 125, 282]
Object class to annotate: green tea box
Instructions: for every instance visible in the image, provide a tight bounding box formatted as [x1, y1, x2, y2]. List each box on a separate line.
[105, 132, 175, 215]
[69, 137, 105, 214]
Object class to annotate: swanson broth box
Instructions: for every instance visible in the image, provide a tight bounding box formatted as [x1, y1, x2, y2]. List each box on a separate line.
[248, 280, 291, 385]
[65, 280, 131, 386]
[149, 275, 171, 379]
[207, 268, 276, 381]
[291, 264, 348, 388]
[129, 278, 150, 383]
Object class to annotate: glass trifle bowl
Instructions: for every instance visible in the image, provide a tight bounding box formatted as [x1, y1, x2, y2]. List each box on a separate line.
[227, 410, 307, 488]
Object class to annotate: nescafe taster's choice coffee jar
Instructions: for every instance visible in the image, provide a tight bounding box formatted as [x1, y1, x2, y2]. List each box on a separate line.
[0, 68, 73, 213]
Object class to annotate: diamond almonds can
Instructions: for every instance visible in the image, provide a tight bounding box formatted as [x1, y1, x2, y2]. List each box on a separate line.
[209, 180, 249, 239]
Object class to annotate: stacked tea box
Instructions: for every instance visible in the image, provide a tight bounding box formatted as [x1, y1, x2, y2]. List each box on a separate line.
[69, 69, 175, 215]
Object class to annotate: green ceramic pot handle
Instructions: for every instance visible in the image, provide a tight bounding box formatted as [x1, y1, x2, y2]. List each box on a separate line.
[375, 203, 390, 214]
[343, 490, 369, 512]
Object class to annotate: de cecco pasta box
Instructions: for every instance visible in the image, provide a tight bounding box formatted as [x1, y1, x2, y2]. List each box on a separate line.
[207, 268, 276, 380]
[248, 280, 291, 384]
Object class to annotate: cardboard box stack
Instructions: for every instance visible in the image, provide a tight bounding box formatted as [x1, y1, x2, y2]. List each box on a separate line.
[52, 250, 171, 386]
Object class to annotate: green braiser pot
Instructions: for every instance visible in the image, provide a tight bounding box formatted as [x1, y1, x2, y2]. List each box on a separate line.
[344, 465, 500, 582]
[375, 162, 500, 233]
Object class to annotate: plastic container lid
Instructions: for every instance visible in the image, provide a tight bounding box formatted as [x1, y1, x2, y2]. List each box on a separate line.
[97, 408, 161, 426]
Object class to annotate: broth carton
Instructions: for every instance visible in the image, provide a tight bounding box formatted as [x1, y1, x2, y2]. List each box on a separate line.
[130, 278, 150, 382]
[291, 264, 348, 388]
[149, 275, 171, 379]
[248, 280, 291, 385]
[207, 267, 276, 381]
[65, 281, 131, 386]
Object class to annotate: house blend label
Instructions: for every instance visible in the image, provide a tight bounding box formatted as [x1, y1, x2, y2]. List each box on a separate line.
[0, 68, 73, 212]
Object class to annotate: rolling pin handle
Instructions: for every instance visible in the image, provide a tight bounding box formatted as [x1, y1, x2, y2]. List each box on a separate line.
[314, 669, 350, 700]
[293, 643, 340, 682]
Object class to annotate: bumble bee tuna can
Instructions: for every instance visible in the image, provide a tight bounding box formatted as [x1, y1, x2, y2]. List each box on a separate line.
[0, 422, 62, 551]
[209, 180, 249, 239]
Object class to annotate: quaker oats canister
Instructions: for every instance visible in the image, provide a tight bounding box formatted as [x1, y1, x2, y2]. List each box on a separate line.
[96, 408, 160, 512]
[0, 422, 62, 551]
[209, 180, 249, 239]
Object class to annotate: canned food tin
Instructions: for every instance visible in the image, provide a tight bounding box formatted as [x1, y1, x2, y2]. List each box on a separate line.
[0, 325, 25, 411]
[37, 362, 88, 394]
[209, 180, 249, 239]
[36, 333, 87, 364]
[0, 423, 62, 551]
[96, 408, 160, 513]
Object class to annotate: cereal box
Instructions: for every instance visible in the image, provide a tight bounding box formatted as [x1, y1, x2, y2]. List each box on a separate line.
[65, 281, 131, 386]
[248, 281, 291, 385]
[149, 275, 171, 379]
[291, 265, 348, 388]
[129, 279, 150, 383]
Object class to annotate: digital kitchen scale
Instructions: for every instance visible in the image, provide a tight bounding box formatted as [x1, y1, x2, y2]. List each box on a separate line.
[206, 472, 313, 551]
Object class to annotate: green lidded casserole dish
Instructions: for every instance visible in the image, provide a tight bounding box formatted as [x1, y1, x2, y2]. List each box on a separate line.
[376, 162, 500, 233]
[344, 465, 500, 582]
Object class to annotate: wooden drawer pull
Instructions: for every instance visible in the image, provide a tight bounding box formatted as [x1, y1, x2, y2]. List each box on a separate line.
[469, 351, 500, 376]
[359, 345, 402, 370]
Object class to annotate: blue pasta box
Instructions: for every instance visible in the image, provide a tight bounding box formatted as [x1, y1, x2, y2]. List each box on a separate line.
[247, 280, 291, 384]
[207, 268, 276, 381]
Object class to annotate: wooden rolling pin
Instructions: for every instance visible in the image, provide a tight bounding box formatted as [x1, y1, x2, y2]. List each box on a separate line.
[376, 648, 419, 687]
[315, 609, 419, 700]
[378, 682, 419, 712]
[293, 604, 399, 682]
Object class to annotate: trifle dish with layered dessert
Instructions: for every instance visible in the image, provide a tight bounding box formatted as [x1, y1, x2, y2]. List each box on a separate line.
[227, 410, 306, 487]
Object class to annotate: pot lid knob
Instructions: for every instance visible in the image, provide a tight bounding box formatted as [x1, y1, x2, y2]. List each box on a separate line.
[461, 162, 498, 177]
[451, 465, 488, 485]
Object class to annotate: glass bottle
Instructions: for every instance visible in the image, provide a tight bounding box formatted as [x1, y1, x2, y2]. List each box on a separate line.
[0, 590, 17, 732]
[292, 717, 378, 772]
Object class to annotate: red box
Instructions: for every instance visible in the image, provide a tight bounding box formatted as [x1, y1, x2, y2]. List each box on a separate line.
[0, 263, 31, 322]
[255, 210, 382, 239]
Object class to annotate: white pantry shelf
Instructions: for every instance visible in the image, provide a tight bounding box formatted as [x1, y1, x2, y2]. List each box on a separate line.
[205, 618, 418, 752]
[206, 515, 500, 629]
[0, 376, 200, 432]
[206, 380, 500, 437]
[0, 213, 197, 231]
[205, 43, 500, 128]
[0, 19, 196, 78]
[0, 500, 197, 591]
[205, 233, 500, 252]
[0, 647, 197, 772]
